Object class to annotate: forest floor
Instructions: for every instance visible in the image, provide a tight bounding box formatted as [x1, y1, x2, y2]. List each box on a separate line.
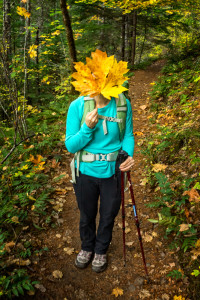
[25, 60, 189, 300]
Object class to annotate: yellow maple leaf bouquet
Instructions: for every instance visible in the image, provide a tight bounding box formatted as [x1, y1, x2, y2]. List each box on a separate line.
[71, 49, 129, 100]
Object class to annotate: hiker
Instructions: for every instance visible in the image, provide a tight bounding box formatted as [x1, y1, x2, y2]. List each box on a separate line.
[65, 49, 134, 273]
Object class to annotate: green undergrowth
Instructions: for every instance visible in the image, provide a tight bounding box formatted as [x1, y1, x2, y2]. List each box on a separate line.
[141, 54, 200, 298]
[0, 96, 73, 298]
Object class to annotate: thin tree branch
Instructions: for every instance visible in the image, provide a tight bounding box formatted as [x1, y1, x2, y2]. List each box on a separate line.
[1, 133, 35, 164]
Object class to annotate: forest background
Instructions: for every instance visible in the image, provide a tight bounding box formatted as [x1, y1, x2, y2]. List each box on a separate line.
[0, 0, 200, 298]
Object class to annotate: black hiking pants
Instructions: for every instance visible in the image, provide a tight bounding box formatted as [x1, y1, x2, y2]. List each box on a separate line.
[73, 171, 121, 254]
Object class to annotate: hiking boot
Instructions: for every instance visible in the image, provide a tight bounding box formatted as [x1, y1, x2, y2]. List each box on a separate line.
[92, 253, 107, 273]
[75, 250, 93, 269]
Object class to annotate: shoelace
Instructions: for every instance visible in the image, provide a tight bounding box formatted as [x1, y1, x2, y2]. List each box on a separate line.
[94, 254, 106, 262]
[79, 250, 92, 258]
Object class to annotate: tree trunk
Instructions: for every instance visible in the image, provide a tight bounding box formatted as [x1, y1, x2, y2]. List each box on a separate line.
[3, 0, 11, 61]
[60, 0, 77, 73]
[35, 27, 40, 98]
[25, 0, 31, 104]
[139, 20, 147, 64]
[131, 10, 137, 66]
[121, 14, 126, 60]
[127, 14, 132, 63]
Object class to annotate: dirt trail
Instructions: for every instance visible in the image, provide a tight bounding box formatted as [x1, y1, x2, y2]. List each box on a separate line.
[27, 60, 188, 300]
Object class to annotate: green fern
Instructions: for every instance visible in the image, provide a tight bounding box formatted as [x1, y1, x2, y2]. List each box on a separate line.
[167, 270, 184, 279]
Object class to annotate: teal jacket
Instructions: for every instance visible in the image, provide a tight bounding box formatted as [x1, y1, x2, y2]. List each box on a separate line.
[65, 96, 134, 178]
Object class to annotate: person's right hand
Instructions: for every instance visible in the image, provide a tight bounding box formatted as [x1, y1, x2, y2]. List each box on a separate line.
[85, 108, 98, 128]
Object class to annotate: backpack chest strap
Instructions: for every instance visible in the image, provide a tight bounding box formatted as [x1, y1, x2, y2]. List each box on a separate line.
[98, 115, 122, 135]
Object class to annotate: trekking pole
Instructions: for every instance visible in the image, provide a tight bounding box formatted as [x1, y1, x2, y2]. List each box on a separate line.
[126, 171, 149, 277]
[116, 150, 129, 267]
[120, 169, 126, 266]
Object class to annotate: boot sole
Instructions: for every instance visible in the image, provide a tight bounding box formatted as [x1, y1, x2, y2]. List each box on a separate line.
[75, 258, 92, 269]
[92, 262, 108, 273]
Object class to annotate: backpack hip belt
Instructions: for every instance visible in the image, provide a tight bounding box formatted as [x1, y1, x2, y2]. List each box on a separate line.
[70, 150, 119, 184]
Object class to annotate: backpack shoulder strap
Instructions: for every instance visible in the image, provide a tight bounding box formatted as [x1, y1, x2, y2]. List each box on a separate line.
[115, 93, 127, 141]
[80, 96, 95, 127]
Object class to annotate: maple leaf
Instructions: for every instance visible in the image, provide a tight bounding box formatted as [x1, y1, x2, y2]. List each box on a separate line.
[63, 247, 74, 255]
[152, 163, 168, 172]
[143, 233, 153, 242]
[140, 105, 147, 110]
[173, 296, 185, 300]
[134, 131, 144, 136]
[72, 49, 129, 100]
[28, 154, 45, 165]
[139, 289, 151, 299]
[182, 188, 200, 203]
[52, 270, 63, 279]
[111, 287, 124, 297]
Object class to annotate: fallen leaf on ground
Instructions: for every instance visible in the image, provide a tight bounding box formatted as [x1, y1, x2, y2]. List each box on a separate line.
[179, 224, 190, 232]
[191, 248, 200, 260]
[134, 131, 144, 136]
[152, 163, 168, 172]
[111, 287, 124, 297]
[195, 239, 200, 248]
[64, 247, 74, 255]
[56, 234, 62, 238]
[160, 269, 167, 274]
[66, 187, 73, 191]
[35, 284, 46, 293]
[51, 159, 60, 168]
[52, 270, 63, 279]
[152, 231, 158, 237]
[125, 241, 134, 246]
[143, 233, 153, 242]
[53, 204, 63, 212]
[183, 188, 200, 203]
[4, 241, 15, 252]
[8, 258, 31, 266]
[55, 188, 68, 195]
[140, 105, 147, 110]
[11, 216, 19, 223]
[139, 289, 151, 299]
[27, 290, 35, 295]
[125, 227, 131, 234]
[118, 221, 129, 228]
[140, 178, 148, 185]
[169, 262, 176, 268]
[134, 253, 141, 258]
[162, 293, 170, 300]
[157, 241, 162, 246]
[173, 296, 185, 300]
[63, 236, 72, 244]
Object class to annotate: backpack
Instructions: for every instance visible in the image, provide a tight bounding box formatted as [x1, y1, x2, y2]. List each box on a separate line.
[81, 93, 127, 141]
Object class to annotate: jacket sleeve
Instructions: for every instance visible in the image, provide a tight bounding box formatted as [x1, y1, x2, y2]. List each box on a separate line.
[121, 99, 134, 157]
[65, 98, 96, 154]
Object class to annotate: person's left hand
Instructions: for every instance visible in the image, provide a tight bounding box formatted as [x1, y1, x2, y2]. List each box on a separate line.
[119, 156, 134, 172]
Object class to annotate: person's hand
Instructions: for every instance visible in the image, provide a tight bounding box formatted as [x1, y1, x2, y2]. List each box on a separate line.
[85, 108, 98, 128]
[119, 156, 134, 172]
